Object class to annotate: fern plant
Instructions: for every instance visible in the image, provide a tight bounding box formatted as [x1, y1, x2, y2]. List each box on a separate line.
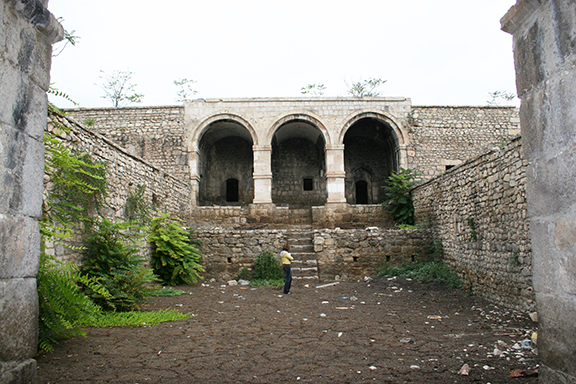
[82, 218, 158, 311]
[37, 253, 107, 353]
[149, 214, 205, 285]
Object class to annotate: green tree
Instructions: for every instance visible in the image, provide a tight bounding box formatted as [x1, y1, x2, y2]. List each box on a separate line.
[98, 69, 144, 107]
[347, 77, 387, 97]
[301, 83, 326, 96]
[383, 168, 420, 225]
[174, 78, 197, 102]
[487, 90, 516, 106]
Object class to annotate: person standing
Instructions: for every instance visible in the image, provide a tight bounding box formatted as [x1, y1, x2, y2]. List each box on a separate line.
[280, 242, 293, 295]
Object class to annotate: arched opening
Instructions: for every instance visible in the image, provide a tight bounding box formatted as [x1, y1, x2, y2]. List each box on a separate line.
[271, 119, 327, 207]
[198, 120, 254, 206]
[344, 117, 399, 204]
[355, 180, 369, 204]
[226, 178, 239, 202]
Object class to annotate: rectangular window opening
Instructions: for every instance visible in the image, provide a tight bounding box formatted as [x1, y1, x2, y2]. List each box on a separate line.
[303, 178, 314, 191]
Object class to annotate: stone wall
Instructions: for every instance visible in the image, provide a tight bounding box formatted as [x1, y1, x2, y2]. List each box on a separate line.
[0, 1, 62, 383]
[46, 112, 191, 263]
[65, 106, 189, 183]
[412, 136, 533, 311]
[196, 228, 431, 282]
[502, 1, 576, 382]
[409, 106, 521, 178]
[313, 228, 433, 281]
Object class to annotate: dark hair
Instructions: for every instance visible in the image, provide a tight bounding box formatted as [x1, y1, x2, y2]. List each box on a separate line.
[282, 242, 290, 252]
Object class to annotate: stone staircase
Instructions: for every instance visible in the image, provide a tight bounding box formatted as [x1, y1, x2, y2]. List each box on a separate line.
[286, 228, 319, 281]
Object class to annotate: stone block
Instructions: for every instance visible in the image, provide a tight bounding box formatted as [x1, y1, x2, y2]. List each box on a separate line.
[0, 359, 37, 384]
[0, 278, 38, 361]
[525, 150, 576, 217]
[536, 292, 576, 379]
[0, 214, 40, 279]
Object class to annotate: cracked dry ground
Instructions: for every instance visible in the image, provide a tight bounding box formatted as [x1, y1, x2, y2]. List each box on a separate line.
[36, 277, 539, 384]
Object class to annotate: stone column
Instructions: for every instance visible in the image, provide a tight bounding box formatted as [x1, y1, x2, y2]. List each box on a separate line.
[502, 1, 576, 382]
[188, 149, 200, 206]
[252, 145, 273, 204]
[0, 1, 62, 383]
[325, 144, 346, 204]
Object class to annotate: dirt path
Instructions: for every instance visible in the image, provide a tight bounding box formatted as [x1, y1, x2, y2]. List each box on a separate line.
[36, 277, 538, 383]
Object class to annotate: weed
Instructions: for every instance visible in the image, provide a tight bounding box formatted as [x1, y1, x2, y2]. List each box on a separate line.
[378, 259, 461, 289]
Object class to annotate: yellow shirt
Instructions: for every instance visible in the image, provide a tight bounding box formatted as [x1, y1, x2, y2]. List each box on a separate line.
[280, 250, 293, 265]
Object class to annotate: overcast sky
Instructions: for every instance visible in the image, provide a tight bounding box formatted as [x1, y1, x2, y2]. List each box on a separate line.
[48, 0, 518, 109]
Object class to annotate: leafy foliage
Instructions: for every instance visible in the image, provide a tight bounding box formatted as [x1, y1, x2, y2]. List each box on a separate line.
[347, 77, 387, 97]
[301, 83, 326, 96]
[149, 214, 205, 285]
[378, 259, 462, 289]
[125, 184, 151, 224]
[43, 115, 107, 242]
[487, 90, 516, 106]
[37, 254, 106, 353]
[383, 168, 419, 225]
[79, 309, 193, 328]
[174, 78, 198, 102]
[235, 267, 252, 281]
[82, 218, 158, 311]
[252, 250, 284, 281]
[98, 69, 144, 107]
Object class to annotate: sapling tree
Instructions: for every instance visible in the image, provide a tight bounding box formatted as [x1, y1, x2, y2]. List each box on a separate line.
[98, 69, 144, 107]
[487, 90, 516, 106]
[301, 83, 326, 96]
[383, 168, 420, 225]
[347, 77, 387, 97]
[174, 78, 198, 102]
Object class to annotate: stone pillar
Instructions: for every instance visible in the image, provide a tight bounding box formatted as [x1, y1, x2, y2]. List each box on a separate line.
[0, 1, 62, 383]
[502, 1, 576, 382]
[325, 144, 346, 204]
[189, 149, 200, 206]
[252, 145, 273, 204]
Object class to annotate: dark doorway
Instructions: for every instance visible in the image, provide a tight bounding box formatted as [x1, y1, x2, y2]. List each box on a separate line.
[226, 179, 239, 202]
[355, 180, 368, 204]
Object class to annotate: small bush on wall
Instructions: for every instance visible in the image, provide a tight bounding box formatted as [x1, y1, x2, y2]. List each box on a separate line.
[383, 168, 420, 225]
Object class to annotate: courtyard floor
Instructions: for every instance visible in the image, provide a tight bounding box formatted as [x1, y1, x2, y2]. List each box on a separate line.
[36, 277, 539, 383]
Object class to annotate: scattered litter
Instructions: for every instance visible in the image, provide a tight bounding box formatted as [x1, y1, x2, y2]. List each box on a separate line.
[321, 301, 330, 304]
[304, 284, 309, 288]
[400, 337, 412, 343]
[350, 296, 358, 301]
[175, 304, 183, 307]
[238, 279, 250, 286]
[369, 365, 377, 370]
[341, 297, 349, 300]
[316, 282, 340, 289]
[227, 280, 238, 286]
[410, 365, 420, 369]
[320, 313, 327, 317]
[363, 276, 373, 282]
[520, 340, 533, 349]
[338, 332, 343, 337]
[458, 363, 470, 376]
[427, 315, 442, 320]
[509, 369, 538, 378]
[483, 365, 495, 371]
[157, 351, 162, 355]
[296, 376, 301, 381]
[277, 295, 283, 298]
[335, 307, 349, 310]
[303, 318, 308, 321]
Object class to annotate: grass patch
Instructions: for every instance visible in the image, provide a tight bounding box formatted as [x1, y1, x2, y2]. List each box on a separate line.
[150, 286, 187, 297]
[249, 278, 284, 287]
[79, 309, 193, 328]
[378, 260, 462, 289]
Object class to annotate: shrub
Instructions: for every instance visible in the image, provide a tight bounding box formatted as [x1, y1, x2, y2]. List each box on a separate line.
[82, 218, 158, 311]
[378, 257, 461, 289]
[149, 214, 205, 285]
[235, 267, 252, 281]
[37, 254, 106, 353]
[383, 168, 420, 225]
[252, 250, 284, 281]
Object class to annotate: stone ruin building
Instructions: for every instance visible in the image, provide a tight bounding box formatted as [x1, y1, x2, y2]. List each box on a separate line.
[68, 98, 520, 227]
[2, 0, 576, 383]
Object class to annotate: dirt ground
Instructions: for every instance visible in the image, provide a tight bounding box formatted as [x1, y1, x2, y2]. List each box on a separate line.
[36, 277, 539, 384]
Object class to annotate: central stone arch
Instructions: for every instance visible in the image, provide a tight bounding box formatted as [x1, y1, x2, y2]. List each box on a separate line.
[269, 114, 329, 207]
[341, 112, 404, 204]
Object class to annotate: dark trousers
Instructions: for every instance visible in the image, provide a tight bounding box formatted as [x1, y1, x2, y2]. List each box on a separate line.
[283, 264, 292, 294]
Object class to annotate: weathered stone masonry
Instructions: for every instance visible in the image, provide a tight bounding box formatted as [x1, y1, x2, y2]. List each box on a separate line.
[0, 1, 63, 383]
[45, 112, 191, 263]
[413, 136, 533, 311]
